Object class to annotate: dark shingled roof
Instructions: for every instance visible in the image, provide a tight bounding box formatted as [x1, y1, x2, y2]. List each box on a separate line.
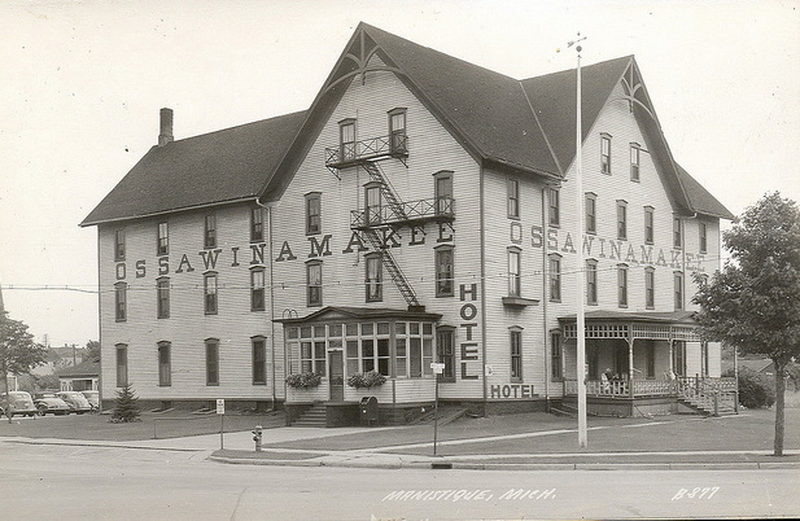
[82, 23, 732, 226]
[274, 306, 442, 324]
[559, 310, 697, 324]
[57, 358, 100, 378]
[81, 111, 306, 225]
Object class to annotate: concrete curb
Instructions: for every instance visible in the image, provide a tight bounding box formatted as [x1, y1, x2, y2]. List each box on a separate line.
[2, 438, 203, 452]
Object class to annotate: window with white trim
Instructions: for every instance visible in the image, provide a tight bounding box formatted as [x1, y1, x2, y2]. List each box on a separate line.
[510, 327, 523, 382]
[601, 134, 612, 174]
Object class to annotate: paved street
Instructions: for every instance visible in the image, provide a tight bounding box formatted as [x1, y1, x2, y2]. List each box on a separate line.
[1, 441, 797, 520]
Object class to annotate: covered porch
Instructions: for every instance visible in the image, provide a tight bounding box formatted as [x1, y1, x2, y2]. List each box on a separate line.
[558, 310, 737, 417]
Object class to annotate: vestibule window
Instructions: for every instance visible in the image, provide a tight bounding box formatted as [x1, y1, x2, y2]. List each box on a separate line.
[674, 271, 684, 310]
[617, 200, 628, 240]
[507, 179, 520, 219]
[114, 229, 126, 261]
[204, 273, 218, 315]
[630, 143, 640, 182]
[645, 267, 655, 309]
[508, 247, 521, 297]
[365, 253, 382, 302]
[250, 207, 264, 243]
[601, 134, 612, 174]
[339, 119, 356, 161]
[300, 340, 326, 375]
[157, 341, 171, 387]
[435, 246, 454, 297]
[551, 332, 562, 380]
[644, 206, 655, 245]
[585, 193, 597, 234]
[115, 282, 127, 322]
[252, 336, 266, 385]
[250, 268, 265, 311]
[388, 108, 407, 153]
[699, 222, 708, 253]
[586, 259, 598, 306]
[617, 264, 628, 308]
[549, 254, 561, 302]
[157, 221, 169, 256]
[436, 327, 455, 382]
[510, 327, 523, 382]
[156, 277, 170, 319]
[115, 344, 128, 387]
[307, 261, 323, 307]
[548, 188, 560, 226]
[305, 193, 321, 235]
[205, 338, 219, 386]
[204, 213, 217, 249]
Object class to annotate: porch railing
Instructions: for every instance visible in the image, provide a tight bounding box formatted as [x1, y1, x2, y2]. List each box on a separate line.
[563, 376, 737, 399]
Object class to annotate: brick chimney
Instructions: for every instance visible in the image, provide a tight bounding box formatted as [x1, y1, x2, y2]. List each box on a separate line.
[158, 107, 173, 146]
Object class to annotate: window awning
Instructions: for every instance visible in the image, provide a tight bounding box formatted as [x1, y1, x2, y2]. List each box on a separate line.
[558, 310, 702, 342]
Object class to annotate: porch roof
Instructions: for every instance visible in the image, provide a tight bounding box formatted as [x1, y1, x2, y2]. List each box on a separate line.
[274, 306, 442, 325]
[559, 310, 697, 324]
[558, 310, 701, 342]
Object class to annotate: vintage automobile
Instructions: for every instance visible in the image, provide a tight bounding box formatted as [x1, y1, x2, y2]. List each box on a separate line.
[0, 391, 38, 418]
[56, 391, 93, 414]
[34, 394, 72, 416]
[81, 390, 100, 411]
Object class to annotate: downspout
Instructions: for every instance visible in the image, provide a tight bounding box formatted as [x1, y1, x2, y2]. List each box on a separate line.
[541, 186, 550, 408]
[479, 165, 488, 416]
[256, 197, 277, 410]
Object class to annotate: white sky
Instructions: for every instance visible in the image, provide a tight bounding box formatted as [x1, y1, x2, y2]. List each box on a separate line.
[1, 0, 798, 346]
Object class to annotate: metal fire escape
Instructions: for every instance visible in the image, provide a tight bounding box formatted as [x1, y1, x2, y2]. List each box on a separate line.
[324, 135, 455, 311]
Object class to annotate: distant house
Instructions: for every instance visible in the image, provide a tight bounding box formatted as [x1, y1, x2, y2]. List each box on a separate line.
[31, 346, 87, 377]
[57, 359, 100, 391]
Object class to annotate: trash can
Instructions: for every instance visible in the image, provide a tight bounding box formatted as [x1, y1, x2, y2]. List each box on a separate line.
[359, 396, 378, 426]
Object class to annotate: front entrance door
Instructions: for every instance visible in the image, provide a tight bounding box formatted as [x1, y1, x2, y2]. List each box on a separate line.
[329, 351, 344, 401]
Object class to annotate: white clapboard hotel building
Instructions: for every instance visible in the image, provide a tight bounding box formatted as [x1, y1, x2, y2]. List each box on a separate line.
[82, 23, 737, 424]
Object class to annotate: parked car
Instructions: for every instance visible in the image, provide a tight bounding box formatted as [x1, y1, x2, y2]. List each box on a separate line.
[81, 390, 100, 411]
[56, 391, 93, 414]
[33, 394, 72, 416]
[0, 391, 38, 418]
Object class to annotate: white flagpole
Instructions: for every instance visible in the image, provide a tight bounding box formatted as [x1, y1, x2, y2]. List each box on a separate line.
[570, 34, 588, 448]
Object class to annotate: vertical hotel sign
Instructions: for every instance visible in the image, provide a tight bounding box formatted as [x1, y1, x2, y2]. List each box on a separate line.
[459, 283, 480, 379]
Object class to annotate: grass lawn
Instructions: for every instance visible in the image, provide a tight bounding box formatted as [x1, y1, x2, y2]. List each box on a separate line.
[0, 411, 284, 441]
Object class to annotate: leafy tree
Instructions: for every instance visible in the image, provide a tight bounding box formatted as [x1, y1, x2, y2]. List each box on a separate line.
[693, 192, 800, 456]
[83, 340, 100, 362]
[111, 384, 141, 423]
[0, 310, 48, 400]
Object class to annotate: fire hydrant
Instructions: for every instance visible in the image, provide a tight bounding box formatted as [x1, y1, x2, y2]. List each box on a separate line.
[252, 425, 263, 452]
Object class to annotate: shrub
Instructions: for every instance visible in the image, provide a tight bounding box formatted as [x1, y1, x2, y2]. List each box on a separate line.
[285, 372, 322, 389]
[347, 370, 386, 389]
[110, 384, 141, 423]
[724, 367, 775, 409]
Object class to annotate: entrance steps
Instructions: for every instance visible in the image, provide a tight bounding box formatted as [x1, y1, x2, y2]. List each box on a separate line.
[291, 403, 327, 427]
[677, 395, 736, 417]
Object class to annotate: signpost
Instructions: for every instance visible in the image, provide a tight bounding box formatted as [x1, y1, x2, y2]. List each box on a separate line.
[430, 362, 445, 456]
[216, 399, 225, 450]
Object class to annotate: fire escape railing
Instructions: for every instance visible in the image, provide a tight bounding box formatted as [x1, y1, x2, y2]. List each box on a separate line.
[351, 197, 455, 229]
[325, 134, 408, 168]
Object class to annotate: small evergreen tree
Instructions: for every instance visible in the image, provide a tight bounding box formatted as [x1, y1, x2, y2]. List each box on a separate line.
[111, 384, 141, 423]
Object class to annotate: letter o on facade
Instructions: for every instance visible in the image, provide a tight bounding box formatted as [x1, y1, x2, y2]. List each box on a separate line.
[459, 303, 478, 321]
[115, 262, 126, 280]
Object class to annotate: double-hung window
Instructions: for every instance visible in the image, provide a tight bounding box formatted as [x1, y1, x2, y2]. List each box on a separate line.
[674, 271, 684, 310]
[115, 282, 127, 322]
[617, 264, 628, 308]
[250, 268, 265, 311]
[434, 171, 453, 215]
[510, 328, 523, 382]
[644, 206, 655, 244]
[204, 273, 218, 315]
[673, 216, 682, 249]
[549, 254, 561, 302]
[307, 261, 323, 307]
[586, 259, 598, 306]
[205, 338, 219, 386]
[114, 229, 126, 261]
[157, 221, 169, 256]
[699, 222, 708, 253]
[250, 207, 264, 243]
[300, 340, 326, 374]
[305, 193, 321, 235]
[204, 213, 216, 249]
[508, 247, 521, 297]
[617, 200, 628, 240]
[435, 246, 454, 297]
[585, 193, 597, 234]
[601, 134, 612, 174]
[252, 336, 266, 385]
[436, 327, 455, 382]
[645, 267, 655, 309]
[630, 143, 640, 182]
[548, 188, 560, 226]
[507, 179, 519, 219]
[157, 341, 171, 387]
[339, 119, 356, 162]
[115, 344, 128, 387]
[551, 332, 562, 380]
[365, 254, 382, 302]
[388, 108, 407, 153]
[156, 278, 170, 319]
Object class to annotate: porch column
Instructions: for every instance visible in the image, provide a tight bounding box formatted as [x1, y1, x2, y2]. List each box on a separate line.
[628, 337, 635, 399]
[668, 340, 674, 373]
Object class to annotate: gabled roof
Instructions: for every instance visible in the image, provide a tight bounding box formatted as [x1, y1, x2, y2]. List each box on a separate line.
[57, 358, 100, 378]
[273, 305, 442, 324]
[82, 23, 732, 226]
[81, 111, 306, 226]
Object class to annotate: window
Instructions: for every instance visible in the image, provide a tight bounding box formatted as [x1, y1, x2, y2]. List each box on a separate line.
[409, 336, 433, 378]
[701, 342, 710, 377]
[252, 337, 266, 385]
[510, 328, 523, 382]
[507, 179, 519, 218]
[548, 188, 560, 226]
[365, 184, 382, 225]
[549, 254, 561, 302]
[250, 268, 265, 311]
[586, 259, 598, 305]
[585, 193, 597, 234]
[114, 229, 125, 261]
[673, 341, 686, 376]
[365, 253, 382, 302]
[114, 282, 127, 322]
[434, 171, 453, 215]
[508, 248, 521, 297]
[674, 271, 684, 310]
[630, 144, 640, 182]
[435, 246, 454, 297]
[305, 193, 321, 235]
[307, 261, 323, 307]
[300, 341, 326, 374]
[551, 332, 562, 380]
[156, 278, 170, 319]
[699, 222, 708, 253]
[205, 338, 219, 386]
[388, 108, 407, 153]
[436, 327, 455, 382]
[250, 207, 264, 243]
[673, 216, 682, 248]
[644, 206, 654, 245]
[157, 341, 171, 387]
[339, 119, 356, 161]
[204, 213, 217, 249]
[645, 267, 655, 309]
[617, 264, 628, 308]
[601, 134, 612, 174]
[157, 221, 168, 256]
[204, 273, 218, 315]
[617, 200, 627, 240]
[115, 344, 128, 387]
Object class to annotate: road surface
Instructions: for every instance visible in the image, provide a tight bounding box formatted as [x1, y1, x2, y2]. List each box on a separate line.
[0, 441, 796, 520]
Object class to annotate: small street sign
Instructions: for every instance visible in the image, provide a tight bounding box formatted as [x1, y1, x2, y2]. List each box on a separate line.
[430, 362, 445, 374]
[216, 399, 225, 415]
